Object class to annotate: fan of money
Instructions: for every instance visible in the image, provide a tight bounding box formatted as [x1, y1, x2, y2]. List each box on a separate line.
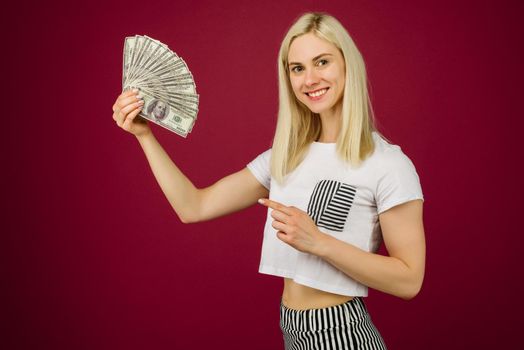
[122, 35, 199, 138]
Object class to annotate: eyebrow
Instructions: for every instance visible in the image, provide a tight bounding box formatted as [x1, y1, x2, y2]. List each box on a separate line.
[288, 53, 333, 66]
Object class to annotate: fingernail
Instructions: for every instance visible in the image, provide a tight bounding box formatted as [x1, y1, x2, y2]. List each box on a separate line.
[132, 88, 139, 93]
[137, 100, 144, 105]
[258, 199, 265, 204]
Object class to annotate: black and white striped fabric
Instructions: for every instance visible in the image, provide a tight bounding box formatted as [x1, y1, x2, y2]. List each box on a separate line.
[280, 297, 387, 350]
[307, 180, 357, 232]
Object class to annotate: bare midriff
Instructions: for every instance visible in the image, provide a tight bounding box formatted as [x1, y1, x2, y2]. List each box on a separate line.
[282, 278, 354, 310]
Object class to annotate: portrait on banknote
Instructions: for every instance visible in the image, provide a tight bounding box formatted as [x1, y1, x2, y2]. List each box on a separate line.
[146, 99, 169, 121]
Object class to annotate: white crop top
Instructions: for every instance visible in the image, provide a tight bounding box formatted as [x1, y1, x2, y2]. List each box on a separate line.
[246, 132, 424, 297]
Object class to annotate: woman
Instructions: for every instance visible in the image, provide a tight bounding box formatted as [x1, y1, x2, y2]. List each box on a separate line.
[112, 12, 425, 350]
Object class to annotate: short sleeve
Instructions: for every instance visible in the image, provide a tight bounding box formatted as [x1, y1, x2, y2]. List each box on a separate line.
[375, 150, 424, 214]
[246, 149, 272, 190]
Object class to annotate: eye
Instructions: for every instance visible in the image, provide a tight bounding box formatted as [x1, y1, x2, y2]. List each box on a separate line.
[317, 59, 329, 66]
[290, 65, 303, 73]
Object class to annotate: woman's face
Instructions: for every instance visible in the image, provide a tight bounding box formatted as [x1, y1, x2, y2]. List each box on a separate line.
[287, 32, 346, 115]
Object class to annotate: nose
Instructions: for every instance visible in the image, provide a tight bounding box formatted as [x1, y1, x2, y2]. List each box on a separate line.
[304, 68, 319, 87]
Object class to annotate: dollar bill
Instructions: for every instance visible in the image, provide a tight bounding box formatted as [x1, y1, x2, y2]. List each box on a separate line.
[139, 92, 195, 138]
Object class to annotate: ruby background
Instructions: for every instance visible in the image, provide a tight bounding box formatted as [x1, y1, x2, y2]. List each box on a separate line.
[2, 0, 522, 349]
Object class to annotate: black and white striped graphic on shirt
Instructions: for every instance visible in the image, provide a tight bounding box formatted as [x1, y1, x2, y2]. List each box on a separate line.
[307, 180, 357, 232]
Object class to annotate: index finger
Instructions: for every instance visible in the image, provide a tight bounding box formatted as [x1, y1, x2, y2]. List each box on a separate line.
[258, 198, 292, 215]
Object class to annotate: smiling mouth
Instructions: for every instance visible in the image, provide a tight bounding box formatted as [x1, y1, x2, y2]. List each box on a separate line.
[305, 88, 329, 97]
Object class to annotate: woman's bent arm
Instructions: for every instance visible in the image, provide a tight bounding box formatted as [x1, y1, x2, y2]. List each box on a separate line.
[113, 89, 268, 224]
[317, 199, 425, 300]
[136, 132, 268, 223]
[260, 198, 425, 300]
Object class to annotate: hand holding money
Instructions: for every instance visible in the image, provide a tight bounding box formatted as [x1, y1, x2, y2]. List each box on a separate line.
[112, 89, 151, 137]
[121, 35, 200, 138]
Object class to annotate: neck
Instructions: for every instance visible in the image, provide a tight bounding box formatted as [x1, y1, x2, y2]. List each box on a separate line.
[317, 103, 342, 143]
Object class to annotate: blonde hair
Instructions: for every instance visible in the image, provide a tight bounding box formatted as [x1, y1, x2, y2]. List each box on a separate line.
[271, 12, 386, 184]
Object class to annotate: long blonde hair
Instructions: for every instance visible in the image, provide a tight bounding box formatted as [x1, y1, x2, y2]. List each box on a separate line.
[271, 12, 385, 184]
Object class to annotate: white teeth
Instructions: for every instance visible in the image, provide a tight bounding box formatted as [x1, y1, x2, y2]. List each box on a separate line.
[308, 88, 328, 97]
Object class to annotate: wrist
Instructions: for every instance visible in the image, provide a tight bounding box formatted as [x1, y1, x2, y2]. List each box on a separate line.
[313, 230, 334, 258]
[135, 129, 154, 143]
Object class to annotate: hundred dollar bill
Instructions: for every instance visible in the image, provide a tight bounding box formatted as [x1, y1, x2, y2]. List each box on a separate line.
[138, 91, 194, 137]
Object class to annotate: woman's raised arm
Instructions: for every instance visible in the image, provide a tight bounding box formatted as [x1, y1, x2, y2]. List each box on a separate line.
[113, 89, 268, 224]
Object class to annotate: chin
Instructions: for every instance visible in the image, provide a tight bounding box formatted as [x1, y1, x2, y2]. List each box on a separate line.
[307, 107, 324, 114]
[302, 103, 330, 114]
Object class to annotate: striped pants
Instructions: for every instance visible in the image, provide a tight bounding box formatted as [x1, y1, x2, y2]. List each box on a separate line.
[280, 297, 387, 350]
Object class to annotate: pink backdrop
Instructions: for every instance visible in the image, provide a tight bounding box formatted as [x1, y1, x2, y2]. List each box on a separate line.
[3, 0, 522, 349]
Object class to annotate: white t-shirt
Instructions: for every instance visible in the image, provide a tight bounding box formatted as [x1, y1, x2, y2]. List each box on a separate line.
[246, 131, 424, 297]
